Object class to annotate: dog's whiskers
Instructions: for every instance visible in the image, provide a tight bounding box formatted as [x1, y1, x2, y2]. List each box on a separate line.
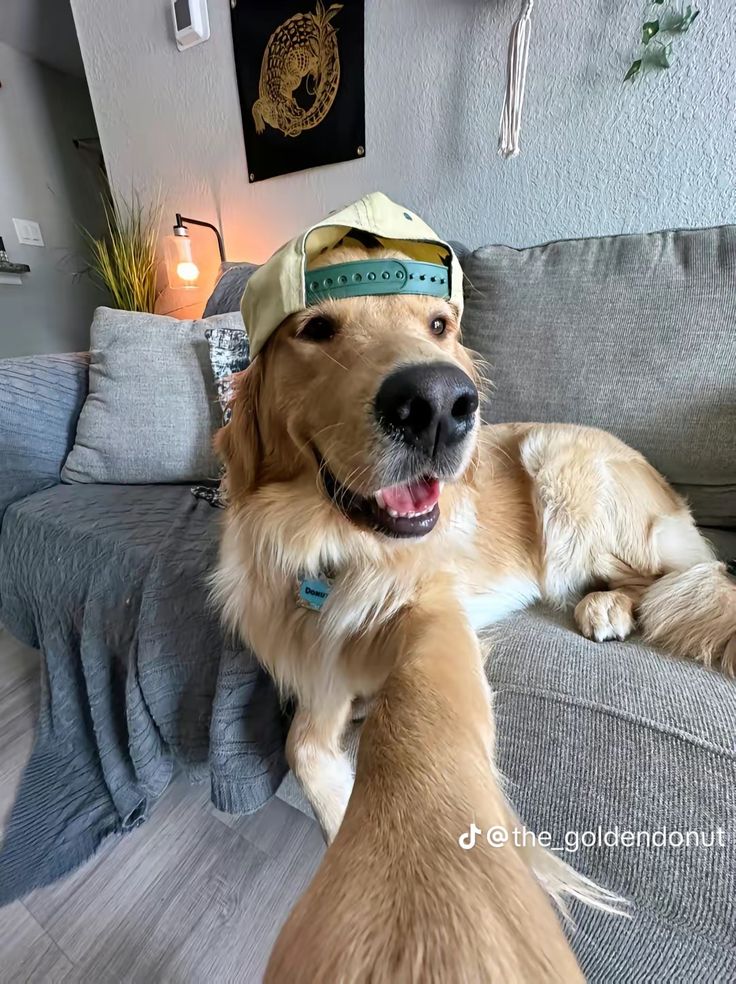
[316, 348, 350, 372]
[295, 421, 346, 461]
[341, 336, 381, 371]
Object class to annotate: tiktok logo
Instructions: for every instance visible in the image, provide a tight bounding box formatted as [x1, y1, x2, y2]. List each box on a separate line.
[458, 822, 482, 850]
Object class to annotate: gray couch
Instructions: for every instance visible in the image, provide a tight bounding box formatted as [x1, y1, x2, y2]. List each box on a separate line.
[2, 225, 735, 981]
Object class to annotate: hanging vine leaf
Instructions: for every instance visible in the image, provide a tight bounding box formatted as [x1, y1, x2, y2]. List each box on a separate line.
[678, 6, 700, 31]
[624, 2, 700, 83]
[662, 5, 699, 32]
[642, 20, 660, 43]
[646, 41, 673, 68]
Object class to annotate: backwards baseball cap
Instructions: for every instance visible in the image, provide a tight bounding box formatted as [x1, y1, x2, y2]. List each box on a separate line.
[242, 192, 463, 357]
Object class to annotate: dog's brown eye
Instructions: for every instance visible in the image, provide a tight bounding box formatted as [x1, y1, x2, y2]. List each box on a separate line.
[301, 316, 336, 343]
[430, 317, 447, 337]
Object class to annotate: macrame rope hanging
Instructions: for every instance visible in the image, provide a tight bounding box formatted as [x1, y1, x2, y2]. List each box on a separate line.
[498, 0, 535, 158]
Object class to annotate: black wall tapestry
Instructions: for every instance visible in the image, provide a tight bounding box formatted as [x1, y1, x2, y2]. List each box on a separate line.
[230, 0, 365, 183]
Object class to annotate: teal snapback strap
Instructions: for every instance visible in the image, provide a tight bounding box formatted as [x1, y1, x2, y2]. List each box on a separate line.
[305, 259, 450, 305]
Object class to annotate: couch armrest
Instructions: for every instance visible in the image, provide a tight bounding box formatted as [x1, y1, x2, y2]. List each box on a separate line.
[0, 353, 89, 523]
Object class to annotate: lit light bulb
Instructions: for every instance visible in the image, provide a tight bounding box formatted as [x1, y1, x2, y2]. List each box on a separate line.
[166, 221, 206, 290]
[176, 260, 200, 283]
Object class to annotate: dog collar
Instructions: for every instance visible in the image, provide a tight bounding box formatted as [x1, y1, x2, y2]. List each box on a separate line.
[305, 259, 450, 305]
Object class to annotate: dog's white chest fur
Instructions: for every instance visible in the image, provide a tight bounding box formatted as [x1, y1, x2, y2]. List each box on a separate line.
[319, 571, 540, 642]
[459, 575, 541, 632]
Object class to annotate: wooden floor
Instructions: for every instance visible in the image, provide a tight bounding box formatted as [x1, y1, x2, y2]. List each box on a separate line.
[0, 627, 326, 983]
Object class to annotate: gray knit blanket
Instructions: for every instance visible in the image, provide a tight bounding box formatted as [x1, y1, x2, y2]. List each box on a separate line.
[0, 356, 286, 906]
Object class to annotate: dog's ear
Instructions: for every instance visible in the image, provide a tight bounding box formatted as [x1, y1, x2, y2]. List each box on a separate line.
[215, 358, 265, 499]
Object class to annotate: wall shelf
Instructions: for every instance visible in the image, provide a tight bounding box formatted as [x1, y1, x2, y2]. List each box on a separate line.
[0, 259, 30, 286]
[0, 236, 31, 280]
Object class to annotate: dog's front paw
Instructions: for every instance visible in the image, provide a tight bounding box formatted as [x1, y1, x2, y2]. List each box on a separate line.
[575, 590, 636, 643]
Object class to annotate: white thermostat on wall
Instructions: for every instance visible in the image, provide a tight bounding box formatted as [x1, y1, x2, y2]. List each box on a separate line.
[171, 0, 210, 51]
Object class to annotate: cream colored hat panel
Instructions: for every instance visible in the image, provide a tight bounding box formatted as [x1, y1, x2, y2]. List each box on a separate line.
[243, 192, 463, 357]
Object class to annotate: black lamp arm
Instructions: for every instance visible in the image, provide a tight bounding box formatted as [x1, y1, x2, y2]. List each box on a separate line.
[175, 213, 226, 262]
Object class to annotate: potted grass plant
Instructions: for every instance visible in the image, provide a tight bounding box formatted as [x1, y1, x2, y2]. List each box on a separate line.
[82, 189, 162, 313]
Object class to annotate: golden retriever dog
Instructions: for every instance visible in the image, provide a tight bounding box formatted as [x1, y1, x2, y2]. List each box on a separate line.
[214, 243, 735, 975]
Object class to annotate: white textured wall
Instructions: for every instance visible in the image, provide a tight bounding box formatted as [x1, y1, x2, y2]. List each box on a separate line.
[0, 42, 105, 356]
[70, 0, 736, 315]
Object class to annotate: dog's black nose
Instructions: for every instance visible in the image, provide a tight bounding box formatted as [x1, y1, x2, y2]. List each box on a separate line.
[374, 362, 479, 456]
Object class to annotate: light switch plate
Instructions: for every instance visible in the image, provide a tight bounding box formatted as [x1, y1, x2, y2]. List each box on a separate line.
[13, 218, 44, 247]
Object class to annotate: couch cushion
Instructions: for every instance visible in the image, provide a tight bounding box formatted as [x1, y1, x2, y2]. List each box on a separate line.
[486, 606, 736, 980]
[702, 526, 736, 562]
[61, 308, 241, 485]
[0, 353, 89, 524]
[461, 225, 736, 527]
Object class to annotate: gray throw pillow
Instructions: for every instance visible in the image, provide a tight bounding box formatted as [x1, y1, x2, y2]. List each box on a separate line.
[202, 262, 258, 317]
[62, 307, 242, 484]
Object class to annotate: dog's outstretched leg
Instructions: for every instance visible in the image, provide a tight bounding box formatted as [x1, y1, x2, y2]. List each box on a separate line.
[266, 580, 616, 983]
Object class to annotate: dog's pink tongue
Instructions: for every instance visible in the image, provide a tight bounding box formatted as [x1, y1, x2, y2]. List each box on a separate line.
[381, 477, 440, 514]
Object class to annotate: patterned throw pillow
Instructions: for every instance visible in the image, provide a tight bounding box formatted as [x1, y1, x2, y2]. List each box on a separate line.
[206, 324, 250, 422]
[191, 324, 250, 507]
